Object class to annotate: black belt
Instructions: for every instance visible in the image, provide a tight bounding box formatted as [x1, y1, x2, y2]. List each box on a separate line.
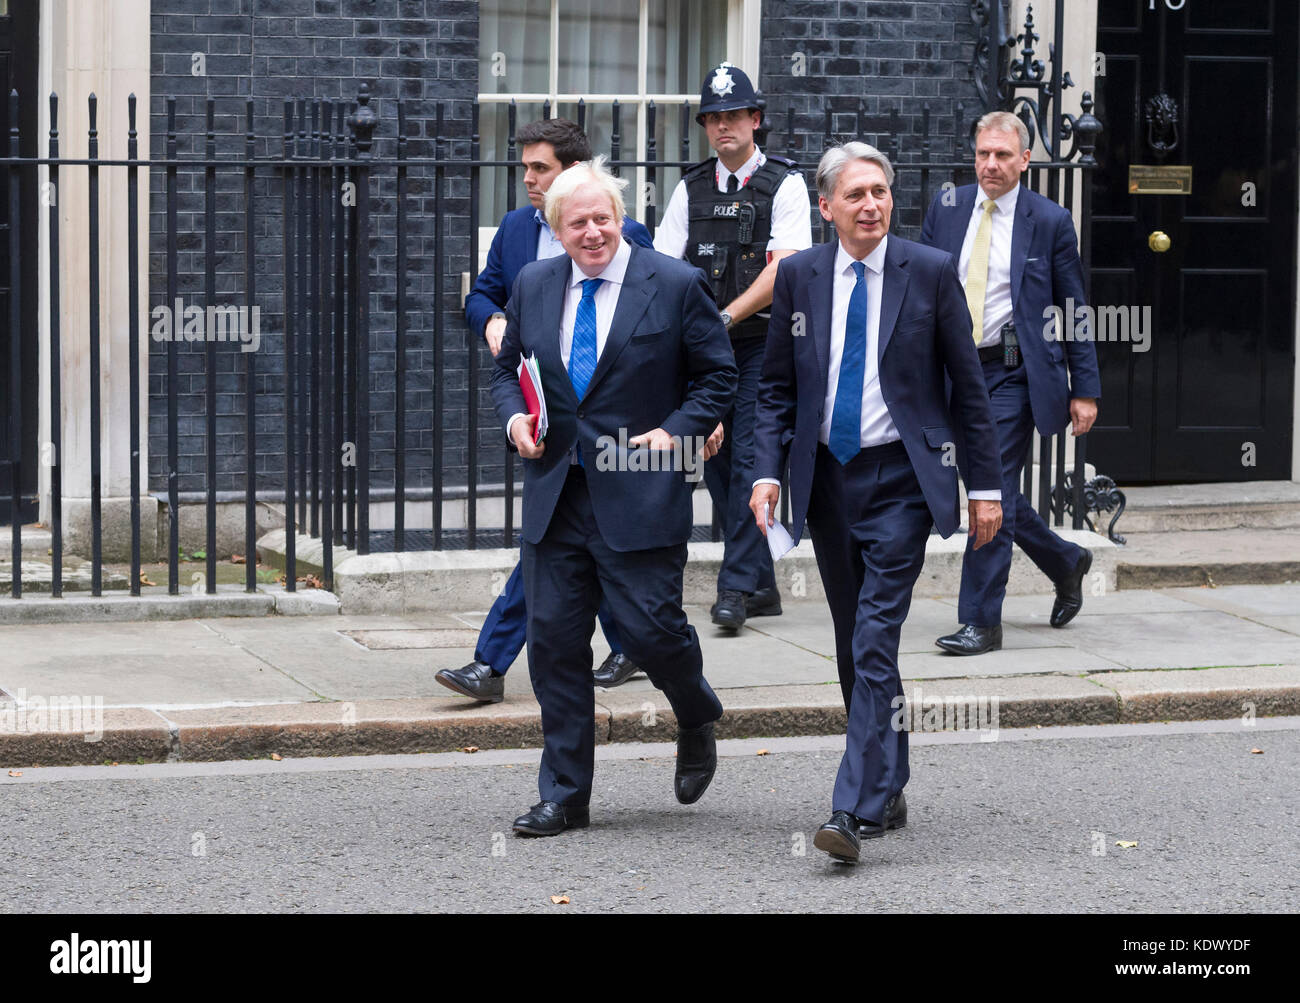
[977, 344, 1003, 363]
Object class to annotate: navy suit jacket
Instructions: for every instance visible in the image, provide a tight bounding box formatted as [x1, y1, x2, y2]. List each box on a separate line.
[465, 205, 654, 339]
[754, 236, 1001, 541]
[490, 243, 738, 552]
[920, 183, 1102, 434]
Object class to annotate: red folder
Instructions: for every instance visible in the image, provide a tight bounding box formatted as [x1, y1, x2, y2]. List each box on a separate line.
[517, 354, 548, 445]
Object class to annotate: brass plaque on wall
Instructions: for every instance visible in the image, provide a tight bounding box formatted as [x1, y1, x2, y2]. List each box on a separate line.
[1129, 165, 1193, 195]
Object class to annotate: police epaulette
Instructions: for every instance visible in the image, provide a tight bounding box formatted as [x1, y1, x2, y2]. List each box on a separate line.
[765, 154, 803, 175]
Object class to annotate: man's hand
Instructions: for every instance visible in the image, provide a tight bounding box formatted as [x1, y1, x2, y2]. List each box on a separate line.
[485, 315, 507, 358]
[1069, 397, 1098, 437]
[749, 483, 780, 538]
[701, 422, 725, 462]
[511, 415, 545, 459]
[629, 427, 677, 450]
[968, 499, 1002, 550]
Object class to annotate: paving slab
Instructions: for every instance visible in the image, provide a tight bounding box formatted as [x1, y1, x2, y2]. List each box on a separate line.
[1058, 610, 1300, 670]
[1160, 583, 1300, 619]
[0, 619, 319, 706]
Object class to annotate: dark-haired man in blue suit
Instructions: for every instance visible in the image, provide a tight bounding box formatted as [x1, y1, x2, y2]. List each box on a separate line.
[921, 111, 1101, 655]
[750, 143, 1002, 863]
[438, 119, 654, 704]
[492, 158, 736, 835]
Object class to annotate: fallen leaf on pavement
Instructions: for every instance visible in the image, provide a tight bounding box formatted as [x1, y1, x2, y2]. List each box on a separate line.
[550, 895, 570, 905]
[1116, 840, 1138, 848]
[460, 746, 479, 754]
[7, 771, 21, 777]
[756, 749, 770, 756]
[231, 553, 246, 564]
[270, 753, 283, 761]
[139, 572, 156, 587]
[1250, 748, 1264, 755]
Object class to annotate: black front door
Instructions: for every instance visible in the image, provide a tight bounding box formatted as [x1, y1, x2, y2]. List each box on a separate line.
[0, 0, 39, 525]
[1090, 0, 1297, 482]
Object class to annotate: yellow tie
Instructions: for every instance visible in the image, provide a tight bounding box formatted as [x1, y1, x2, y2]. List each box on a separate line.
[966, 198, 997, 344]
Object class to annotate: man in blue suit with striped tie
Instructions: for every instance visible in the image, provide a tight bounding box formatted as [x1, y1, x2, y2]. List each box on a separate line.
[437, 119, 654, 704]
[751, 143, 1002, 862]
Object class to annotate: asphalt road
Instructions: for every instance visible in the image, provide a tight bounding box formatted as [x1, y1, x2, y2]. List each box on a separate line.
[2, 718, 1296, 913]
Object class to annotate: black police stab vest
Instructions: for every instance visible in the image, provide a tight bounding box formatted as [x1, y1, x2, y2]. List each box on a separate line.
[684, 154, 802, 340]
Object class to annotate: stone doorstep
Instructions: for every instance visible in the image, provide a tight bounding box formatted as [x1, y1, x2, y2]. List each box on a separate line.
[0, 586, 340, 625]
[1117, 562, 1300, 590]
[3, 669, 1297, 767]
[264, 529, 1118, 614]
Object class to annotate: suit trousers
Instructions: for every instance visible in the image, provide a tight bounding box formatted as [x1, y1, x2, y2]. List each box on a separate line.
[701, 335, 777, 595]
[475, 560, 624, 674]
[522, 465, 724, 806]
[804, 442, 933, 824]
[957, 356, 1083, 627]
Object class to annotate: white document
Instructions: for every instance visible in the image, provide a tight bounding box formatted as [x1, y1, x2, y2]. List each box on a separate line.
[763, 503, 796, 562]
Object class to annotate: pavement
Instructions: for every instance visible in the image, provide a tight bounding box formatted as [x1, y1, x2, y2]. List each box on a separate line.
[1, 581, 1298, 767]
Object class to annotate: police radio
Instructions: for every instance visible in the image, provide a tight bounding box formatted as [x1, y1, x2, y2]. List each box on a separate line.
[737, 201, 756, 245]
[1001, 322, 1021, 368]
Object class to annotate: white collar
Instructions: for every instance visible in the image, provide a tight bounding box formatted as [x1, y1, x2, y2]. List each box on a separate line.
[568, 233, 631, 288]
[976, 182, 1021, 216]
[834, 234, 888, 276]
[717, 145, 765, 187]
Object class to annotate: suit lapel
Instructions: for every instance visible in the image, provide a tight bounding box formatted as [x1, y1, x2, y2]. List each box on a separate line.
[876, 237, 909, 363]
[537, 257, 574, 406]
[582, 243, 655, 401]
[1010, 187, 1035, 300]
[810, 242, 836, 389]
[948, 186, 977, 258]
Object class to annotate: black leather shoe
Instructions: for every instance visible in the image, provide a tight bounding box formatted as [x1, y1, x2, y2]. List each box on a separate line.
[593, 652, 641, 688]
[435, 660, 504, 702]
[1050, 549, 1093, 628]
[858, 792, 907, 838]
[674, 720, 717, 804]
[813, 810, 861, 862]
[745, 586, 783, 617]
[711, 590, 747, 631]
[935, 623, 1003, 655]
[512, 801, 590, 837]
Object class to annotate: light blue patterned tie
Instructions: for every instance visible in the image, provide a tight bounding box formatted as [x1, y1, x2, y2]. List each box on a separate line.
[568, 278, 602, 399]
[828, 261, 867, 465]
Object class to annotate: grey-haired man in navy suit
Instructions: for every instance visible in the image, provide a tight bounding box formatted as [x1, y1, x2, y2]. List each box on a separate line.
[750, 143, 1002, 862]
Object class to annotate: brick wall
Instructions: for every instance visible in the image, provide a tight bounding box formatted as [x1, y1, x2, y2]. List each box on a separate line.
[147, 0, 484, 500]
[758, 0, 985, 235]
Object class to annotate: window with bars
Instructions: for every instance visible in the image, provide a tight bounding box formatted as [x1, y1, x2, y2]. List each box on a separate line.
[477, 0, 757, 229]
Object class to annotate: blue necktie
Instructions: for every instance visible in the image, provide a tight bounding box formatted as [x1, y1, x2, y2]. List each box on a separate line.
[569, 278, 602, 399]
[828, 261, 867, 465]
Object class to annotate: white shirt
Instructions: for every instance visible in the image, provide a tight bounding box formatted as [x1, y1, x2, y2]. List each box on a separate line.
[534, 208, 565, 261]
[505, 238, 632, 446]
[820, 238, 898, 449]
[957, 183, 1019, 348]
[754, 236, 1001, 501]
[653, 145, 813, 260]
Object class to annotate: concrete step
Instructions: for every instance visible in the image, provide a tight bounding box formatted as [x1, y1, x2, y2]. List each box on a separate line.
[1113, 481, 1300, 534]
[257, 527, 1119, 614]
[1114, 528, 1300, 589]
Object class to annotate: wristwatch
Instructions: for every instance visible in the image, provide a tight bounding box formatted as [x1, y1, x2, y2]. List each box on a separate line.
[720, 310, 734, 330]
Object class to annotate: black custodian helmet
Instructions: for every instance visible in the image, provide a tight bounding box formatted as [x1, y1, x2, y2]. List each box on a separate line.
[695, 62, 761, 125]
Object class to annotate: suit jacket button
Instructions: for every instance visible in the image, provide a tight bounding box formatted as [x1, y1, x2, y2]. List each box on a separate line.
[578, 410, 585, 418]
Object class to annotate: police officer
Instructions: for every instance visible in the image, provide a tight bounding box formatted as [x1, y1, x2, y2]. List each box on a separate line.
[655, 62, 812, 632]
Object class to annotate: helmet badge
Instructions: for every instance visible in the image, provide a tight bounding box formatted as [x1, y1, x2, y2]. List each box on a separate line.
[710, 64, 735, 98]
